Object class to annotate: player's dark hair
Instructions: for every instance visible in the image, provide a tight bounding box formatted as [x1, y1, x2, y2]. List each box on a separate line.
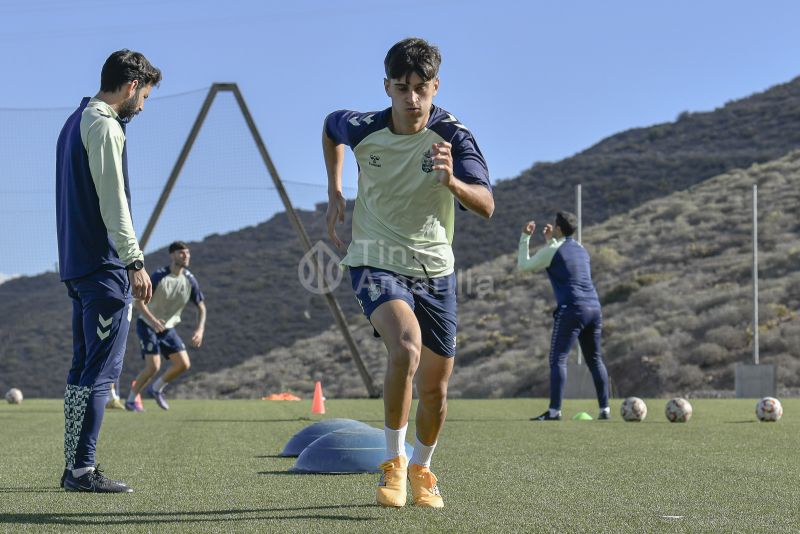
[556, 211, 578, 236]
[100, 49, 162, 92]
[384, 37, 441, 82]
[168, 241, 189, 253]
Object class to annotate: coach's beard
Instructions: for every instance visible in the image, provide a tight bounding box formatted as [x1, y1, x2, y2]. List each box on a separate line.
[117, 88, 141, 122]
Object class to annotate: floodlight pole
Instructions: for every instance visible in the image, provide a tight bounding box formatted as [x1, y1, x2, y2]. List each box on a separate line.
[752, 184, 759, 365]
[140, 83, 379, 398]
[575, 183, 583, 365]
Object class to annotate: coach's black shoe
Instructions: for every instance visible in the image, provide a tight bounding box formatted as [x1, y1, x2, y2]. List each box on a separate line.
[598, 410, 611, 420]
[63, 466, 133, 493]
[61, 464, 121, 488]
[531, 411, 561, 421]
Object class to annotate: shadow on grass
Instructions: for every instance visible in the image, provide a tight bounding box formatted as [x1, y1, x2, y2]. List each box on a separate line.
[258, 470, 376, 476]
[0, 488, 62, 493]
[0, 506, 378, 526]
[181, 419, 312, 423]
[254, 454, 291, 459]
[725, 420, 758, 424]
[0, 409, 62, 414]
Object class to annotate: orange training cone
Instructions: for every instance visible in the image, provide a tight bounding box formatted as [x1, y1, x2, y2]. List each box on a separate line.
[311, 381, 326, 415]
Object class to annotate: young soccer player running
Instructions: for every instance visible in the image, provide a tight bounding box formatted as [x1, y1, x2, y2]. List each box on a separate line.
[56, 49, 160, 492]
[323, 37, 494, 508]
[517, 212, 611, 421]
[126, 241, 206, 411]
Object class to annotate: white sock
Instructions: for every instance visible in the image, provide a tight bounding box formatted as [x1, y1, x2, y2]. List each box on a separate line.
[410, 436, 437, 468]
[600, 406, 611, 415]
[127, 390, 137, 403]
[384, 424, 408, 461]
[72, 466, 95, 478]
[549, 408, 561, 418]
[151, 377, 167, 393]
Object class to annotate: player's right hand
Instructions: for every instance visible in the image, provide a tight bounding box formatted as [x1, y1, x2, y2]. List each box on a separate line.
[523, 221, 535, 235]
[129, 267, 153, 304]
[153, 319, 167, 334]
[326, 191, 346, 250]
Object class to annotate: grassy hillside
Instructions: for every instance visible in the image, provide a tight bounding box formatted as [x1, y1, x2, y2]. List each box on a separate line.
[178, 150, 800, 399]
[2, 77, 800, 397]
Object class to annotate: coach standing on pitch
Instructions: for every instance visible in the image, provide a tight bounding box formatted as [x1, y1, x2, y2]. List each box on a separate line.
[56, 50, 161, 492]
[517, 212, 610, 421]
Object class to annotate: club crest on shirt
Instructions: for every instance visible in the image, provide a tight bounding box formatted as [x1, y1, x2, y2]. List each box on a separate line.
[367, 283, 382, 302]
[422, 150, 434, 173]
[369, 154, 381, 167]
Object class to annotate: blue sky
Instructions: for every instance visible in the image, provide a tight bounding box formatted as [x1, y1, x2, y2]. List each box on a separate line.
[1, 0, 799, 277]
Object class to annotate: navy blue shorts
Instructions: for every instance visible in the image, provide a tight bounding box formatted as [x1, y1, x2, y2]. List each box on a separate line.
[349, 266, 457, 357]
[135, 319, 186, 359]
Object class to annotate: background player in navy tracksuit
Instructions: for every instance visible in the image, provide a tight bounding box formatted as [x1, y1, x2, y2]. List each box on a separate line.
[517, 211, 610, 421]
[56, 50, 161, 492]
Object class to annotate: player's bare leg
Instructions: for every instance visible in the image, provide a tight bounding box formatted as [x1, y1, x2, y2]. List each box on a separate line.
[414, 347, 453, 446]
[369, 300, 422, 507]
[147, 351, 189, 411]
[126, 355, 160, 411]
[408, 346, 451, 508]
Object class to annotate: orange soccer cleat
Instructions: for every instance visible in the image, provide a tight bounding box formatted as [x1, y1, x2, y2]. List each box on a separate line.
[408, 464, 444, 508]
[376, 455, 408, 507]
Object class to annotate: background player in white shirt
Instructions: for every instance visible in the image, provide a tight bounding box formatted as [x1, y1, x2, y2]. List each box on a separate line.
[126, 241, 206, 411]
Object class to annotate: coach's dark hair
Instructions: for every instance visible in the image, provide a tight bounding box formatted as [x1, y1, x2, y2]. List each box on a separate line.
[100, 49, 162, 93]
[168, 241, 189, 253]
[555, 211, 578, 236]
[384, 38, 441, 82]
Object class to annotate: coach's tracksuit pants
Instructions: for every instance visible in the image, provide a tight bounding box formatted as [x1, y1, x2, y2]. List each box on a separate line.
[64, 266, 132, 470]
[548, 304, 609, 411]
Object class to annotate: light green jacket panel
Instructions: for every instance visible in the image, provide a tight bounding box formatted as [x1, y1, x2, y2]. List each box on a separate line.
[517, 234, 564, 273]
[79, 98, 143, 266]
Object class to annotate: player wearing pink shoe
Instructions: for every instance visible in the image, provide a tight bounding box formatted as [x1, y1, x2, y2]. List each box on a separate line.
[126, 241, 206, 411]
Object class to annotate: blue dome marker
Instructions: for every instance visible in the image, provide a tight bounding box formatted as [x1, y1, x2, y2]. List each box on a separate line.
[290, 427, 414, 474]
[280, 418, 373, 457]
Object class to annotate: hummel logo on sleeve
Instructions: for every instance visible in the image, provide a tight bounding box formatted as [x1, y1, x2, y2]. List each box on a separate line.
[348, 113, 375, 127]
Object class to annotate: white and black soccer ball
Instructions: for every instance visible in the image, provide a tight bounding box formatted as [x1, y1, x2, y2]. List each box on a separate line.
[665, 398, 692, 422]
[756, 397, 782, 422]
[620, 397, 647, 422]
[5, 388, 23, 405]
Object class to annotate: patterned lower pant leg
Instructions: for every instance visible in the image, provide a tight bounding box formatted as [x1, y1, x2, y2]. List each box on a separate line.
[64, 384, 92, 470]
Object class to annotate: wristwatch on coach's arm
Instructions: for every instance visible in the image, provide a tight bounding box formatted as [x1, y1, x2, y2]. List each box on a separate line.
[126, 259, 144, 271]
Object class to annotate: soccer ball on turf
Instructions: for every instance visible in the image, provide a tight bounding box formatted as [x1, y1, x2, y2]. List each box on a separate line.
[620, 397, 647, 422]
[756, 397, 782, 422]
[665, 398, 692, 422]
[5, 388, 23, 404]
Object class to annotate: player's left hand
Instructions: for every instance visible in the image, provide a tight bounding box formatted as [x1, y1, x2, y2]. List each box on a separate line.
[191, 327, 204, 348]
[432, 142, 454, 187]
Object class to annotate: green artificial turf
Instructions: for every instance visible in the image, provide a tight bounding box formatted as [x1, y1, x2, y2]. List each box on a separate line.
[0, 398, 797, 533]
